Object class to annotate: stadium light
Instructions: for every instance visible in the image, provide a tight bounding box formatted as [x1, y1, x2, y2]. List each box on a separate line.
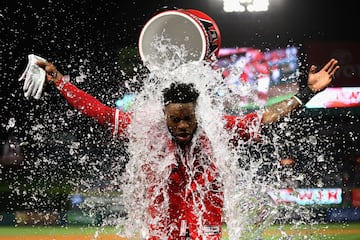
[222, 0, 269, 12]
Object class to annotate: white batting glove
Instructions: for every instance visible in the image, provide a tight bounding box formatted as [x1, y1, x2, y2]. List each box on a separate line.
[19, 54, 47, 99]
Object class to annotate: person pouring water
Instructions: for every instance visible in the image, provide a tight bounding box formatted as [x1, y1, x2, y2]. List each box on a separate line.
[19, 9, 340, 240]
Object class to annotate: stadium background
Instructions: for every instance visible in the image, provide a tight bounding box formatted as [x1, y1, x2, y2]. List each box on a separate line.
[0, 0, 360, 238]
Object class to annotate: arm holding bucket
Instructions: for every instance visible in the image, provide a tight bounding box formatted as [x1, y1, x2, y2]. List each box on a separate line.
[261, 58, 339, 124]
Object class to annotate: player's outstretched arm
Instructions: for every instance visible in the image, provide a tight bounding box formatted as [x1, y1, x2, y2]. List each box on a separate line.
[261, 58, 339, 124]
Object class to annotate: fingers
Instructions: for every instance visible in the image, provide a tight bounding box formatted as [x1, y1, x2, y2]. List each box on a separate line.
[328, 59, 340, 80]
[36, 60, 54, 72]
[323, 58, 336, 71]
[323, 58, 339, 73]
[319, 59, 340, 82]
[35, 60, 48, 68]
[328, 64, 340, 77]
[36, 61, 61, 82]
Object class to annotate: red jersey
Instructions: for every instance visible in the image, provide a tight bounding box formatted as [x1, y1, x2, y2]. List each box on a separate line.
[55, 77, 262, 239]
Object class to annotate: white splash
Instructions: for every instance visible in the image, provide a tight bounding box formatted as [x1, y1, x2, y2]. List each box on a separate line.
[112, 42, 286, 239]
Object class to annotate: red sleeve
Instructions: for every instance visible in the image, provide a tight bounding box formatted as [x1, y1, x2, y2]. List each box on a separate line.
[223, 112, 262, 145]
[55, 77, 131, 137]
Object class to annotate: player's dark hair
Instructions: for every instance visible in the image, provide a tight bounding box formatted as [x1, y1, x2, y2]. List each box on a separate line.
[162, 82, 200, 106]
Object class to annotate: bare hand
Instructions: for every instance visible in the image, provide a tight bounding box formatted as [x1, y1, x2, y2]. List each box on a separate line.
[307, 58, 340, 92]
[36, 61, 63, 83]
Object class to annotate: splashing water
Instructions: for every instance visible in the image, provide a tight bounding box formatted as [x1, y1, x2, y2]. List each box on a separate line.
[0, 44, 330, 240]
[95, 41, 319, 239]
[1, 3, 350, 239]
[7, 39, 331, 239]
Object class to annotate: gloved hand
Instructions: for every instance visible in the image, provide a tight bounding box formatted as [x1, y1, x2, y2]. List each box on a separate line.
[18, 54, 47, 99]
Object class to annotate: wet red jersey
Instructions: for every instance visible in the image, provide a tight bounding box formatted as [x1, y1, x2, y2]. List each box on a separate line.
[55, 77, 261, 239]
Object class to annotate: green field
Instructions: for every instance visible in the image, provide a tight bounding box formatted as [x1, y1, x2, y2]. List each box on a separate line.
[0, 223, 359, 239]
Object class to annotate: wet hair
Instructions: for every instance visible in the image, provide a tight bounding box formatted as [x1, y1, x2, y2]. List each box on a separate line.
[162, 82, 200, 106]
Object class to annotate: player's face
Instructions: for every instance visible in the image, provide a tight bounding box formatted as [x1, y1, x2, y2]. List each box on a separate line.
[164, 102, 197, 146]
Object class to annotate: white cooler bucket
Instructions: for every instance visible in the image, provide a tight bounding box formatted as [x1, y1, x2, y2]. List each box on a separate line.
[138, 9, 221, 71]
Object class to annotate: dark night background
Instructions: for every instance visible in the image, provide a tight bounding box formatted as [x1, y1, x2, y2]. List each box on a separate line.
[0, 0, 359, 213]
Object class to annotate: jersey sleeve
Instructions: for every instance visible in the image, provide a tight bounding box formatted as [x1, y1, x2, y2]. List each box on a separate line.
[54, 76, 131, 138]
[223, 111, 262, 145]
